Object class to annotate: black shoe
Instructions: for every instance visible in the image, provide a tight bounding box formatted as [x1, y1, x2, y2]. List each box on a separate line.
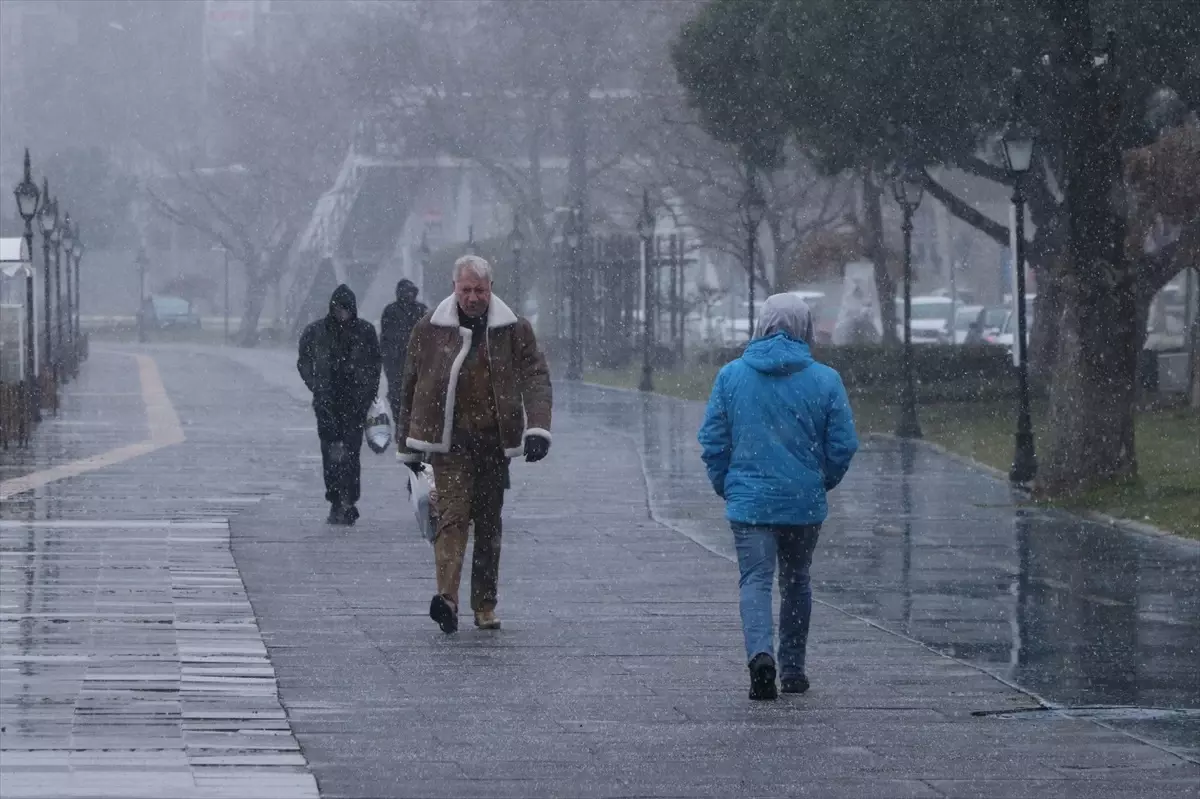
[326, 506, 342, 525]
[748, 653, 778, 701]
[343, 505, 359, 526]
[781, 675, 810, 694]
[429, 594, 458, 634]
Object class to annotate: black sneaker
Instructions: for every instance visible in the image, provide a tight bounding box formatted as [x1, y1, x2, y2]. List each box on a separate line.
[429, 594, 458, 634]
[781, 675, 810, 694]
[343, 505, 359, 526]
[748, 653, 778, 701]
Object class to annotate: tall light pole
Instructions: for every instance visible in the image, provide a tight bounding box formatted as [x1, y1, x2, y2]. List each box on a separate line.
[214, 245, 230, 344]
[71, 228, 83, 372]
[508, 213, 525, 316]
[637, 189, 657, 392]
[13, 150, 41, 429]
[739, 174, 766, 342]
[892, 164, 925, 439]
[136, 246, 149, 344]
[417, 229, 431, 292]
[49, 201, 63, 392]
[37, 187, 57, 381]
[1003, 96, 1038, 485]
[565, 205, 583, 381]
[59, 213, 73, 381]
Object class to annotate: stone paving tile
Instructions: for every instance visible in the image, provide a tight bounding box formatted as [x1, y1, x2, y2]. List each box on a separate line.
[1, 348, 317, 798]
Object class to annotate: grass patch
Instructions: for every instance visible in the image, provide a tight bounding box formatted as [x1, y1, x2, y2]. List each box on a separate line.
[587, 365, 1200, 540]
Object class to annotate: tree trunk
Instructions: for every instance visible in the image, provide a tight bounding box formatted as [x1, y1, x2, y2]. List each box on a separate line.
[1040, 0, 1137, 496]
[1043, 276, 1140, 493]
[1189, 269, 1200, 408]
[238, 269, 269, 348]
[861, 170, 897, 344]
[1030, 263, 1064, 377]
[237, 242, 286, 348]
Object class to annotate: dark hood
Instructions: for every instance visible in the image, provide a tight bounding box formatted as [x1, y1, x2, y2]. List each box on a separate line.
[329, 284, 358, 319]
[395, 279, 419, 303]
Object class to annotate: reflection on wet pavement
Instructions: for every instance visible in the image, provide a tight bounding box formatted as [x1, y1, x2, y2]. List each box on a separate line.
[0, 349, 318, 798]
[565, 383, 1200, 757]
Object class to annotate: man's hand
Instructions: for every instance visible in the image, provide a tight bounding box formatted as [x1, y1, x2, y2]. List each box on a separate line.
[404, 460, 426, 475]
[524, 435, 550, 463]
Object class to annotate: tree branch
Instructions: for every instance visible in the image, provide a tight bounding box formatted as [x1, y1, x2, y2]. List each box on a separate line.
[918, 170, 1011, 250]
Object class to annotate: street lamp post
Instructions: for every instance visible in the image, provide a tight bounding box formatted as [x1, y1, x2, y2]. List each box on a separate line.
[892, 165, 925, 439]
[72, 230, 83, 372]
[59, 213, 73, 381]
[13, 150, 41, 430]
[136, 247, 149, 344]
[218, 246, 230, 344]
[508, 214, 525, 316]
[49, 203, 63, 393]
[37, 187, 57, 381]
[1003, 110, 1038, 485]
[417, 229, 431, 290]
[739, 175, 766, 342]
[565, 205, 583, 381]
[637, 189, 657, 392]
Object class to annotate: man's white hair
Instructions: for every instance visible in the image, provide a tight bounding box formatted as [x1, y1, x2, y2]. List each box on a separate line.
[453, 255, 493, 283]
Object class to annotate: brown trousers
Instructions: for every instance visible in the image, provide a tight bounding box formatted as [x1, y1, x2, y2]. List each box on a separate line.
[430, 438, 508, 612]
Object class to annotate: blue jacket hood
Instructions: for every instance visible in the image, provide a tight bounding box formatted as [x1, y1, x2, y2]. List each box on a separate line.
[741, 333, 815, 376]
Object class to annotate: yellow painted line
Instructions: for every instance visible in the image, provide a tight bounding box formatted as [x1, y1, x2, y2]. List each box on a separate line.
[0, 354, 185, 501]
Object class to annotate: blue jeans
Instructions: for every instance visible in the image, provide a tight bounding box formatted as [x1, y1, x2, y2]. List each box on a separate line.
[732, 523, 820, 679]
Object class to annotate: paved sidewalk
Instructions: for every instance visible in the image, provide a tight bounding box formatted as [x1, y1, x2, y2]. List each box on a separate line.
[2, 344, 1196, 799]
[1, 347, 317, 798]
[222, 353, 1196, 798]
[562, 384, 1200, 757]
[0, 350, 146, 485]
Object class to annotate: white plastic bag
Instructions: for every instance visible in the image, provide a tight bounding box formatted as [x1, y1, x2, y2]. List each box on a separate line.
[365, 398, 391, 454]
[407, 465, 438, 544]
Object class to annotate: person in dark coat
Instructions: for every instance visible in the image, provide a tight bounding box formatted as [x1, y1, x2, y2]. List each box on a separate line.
[379, 279, 427, 424]
[297, 284, 382, 525]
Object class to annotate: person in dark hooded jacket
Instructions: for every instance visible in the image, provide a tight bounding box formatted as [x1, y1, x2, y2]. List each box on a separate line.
[297, 285, 382, 525]
[379, 279, 427, 423]
[699, 293, 858, 701]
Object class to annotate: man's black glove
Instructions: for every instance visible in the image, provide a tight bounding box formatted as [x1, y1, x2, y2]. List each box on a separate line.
[524, 435, 550, 463]
[404, 460, 426, 475]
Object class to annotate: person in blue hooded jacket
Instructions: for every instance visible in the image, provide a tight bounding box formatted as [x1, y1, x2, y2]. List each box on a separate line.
[698, 293, 858, 700]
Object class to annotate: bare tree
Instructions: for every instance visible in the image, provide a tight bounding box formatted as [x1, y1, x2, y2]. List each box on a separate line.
[147, 20, 353, 345]
[336, 1, 691, 306]
[600, 111, 852, 293]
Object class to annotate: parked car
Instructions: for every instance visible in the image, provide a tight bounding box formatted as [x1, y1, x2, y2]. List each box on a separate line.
[978, 306, 1010, 340]
[953, 304, 985, 345]
[930, 287, 979, 305]
[146, 295, 202, 330]
[990, 306, 1034, 354]
[894, 296, 954, 344]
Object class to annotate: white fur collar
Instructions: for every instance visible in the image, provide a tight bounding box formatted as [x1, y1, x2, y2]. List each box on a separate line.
[429, 295, 519, 329]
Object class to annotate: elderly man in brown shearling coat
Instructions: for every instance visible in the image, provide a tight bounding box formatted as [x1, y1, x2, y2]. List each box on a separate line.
[396, 255, 553, 634]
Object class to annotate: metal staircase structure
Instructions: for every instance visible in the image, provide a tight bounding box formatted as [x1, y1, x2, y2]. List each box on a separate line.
[281, 112, 435, 335]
